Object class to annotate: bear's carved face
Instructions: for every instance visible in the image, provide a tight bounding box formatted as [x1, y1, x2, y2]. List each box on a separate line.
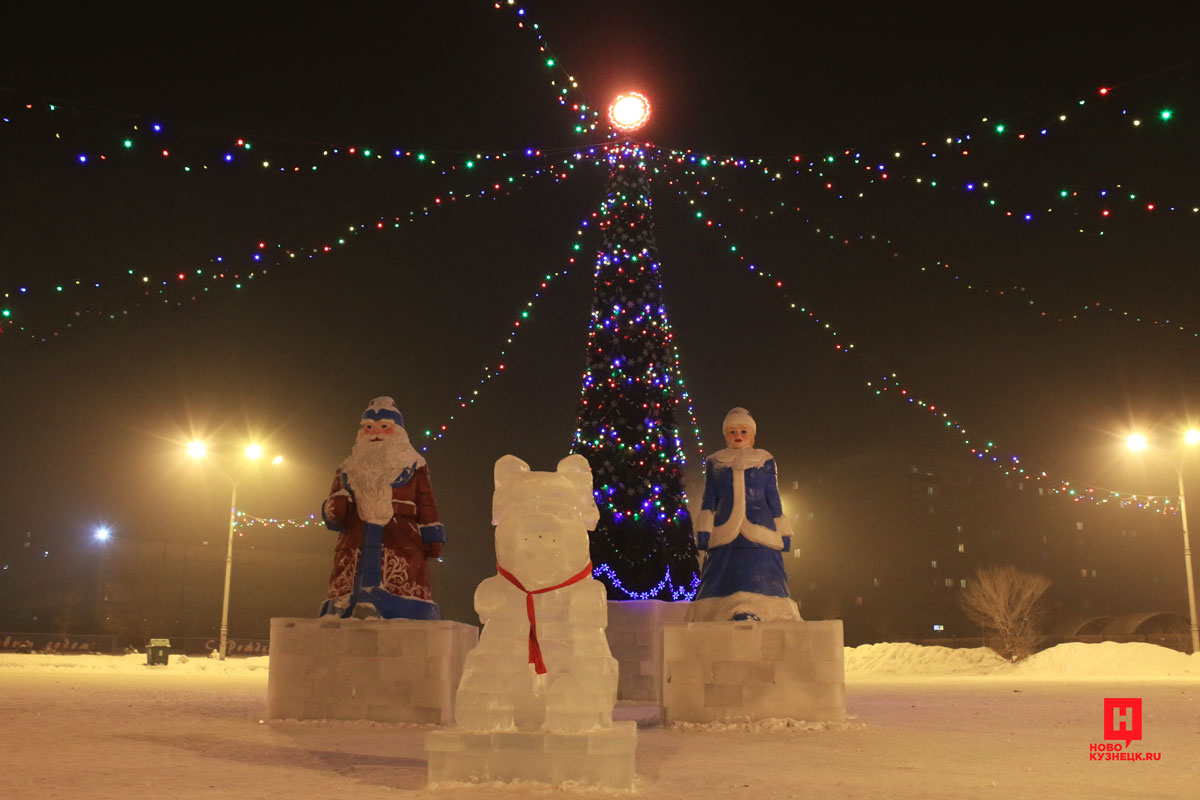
[492, 454, 599, 590]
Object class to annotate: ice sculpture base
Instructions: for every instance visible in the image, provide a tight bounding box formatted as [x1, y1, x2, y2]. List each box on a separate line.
[425, 721, 637, 789]
[662, 619, 845, 723]
[267, 617, 478, 724]
[605, 599, 692, 702]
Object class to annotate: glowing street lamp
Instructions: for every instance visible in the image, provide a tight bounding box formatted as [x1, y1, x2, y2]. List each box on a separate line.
[1126, 429, 1200, 653]
[93, 526, 111, 542]
[189, 439, 282, 660]
[609, 91, 651, 133]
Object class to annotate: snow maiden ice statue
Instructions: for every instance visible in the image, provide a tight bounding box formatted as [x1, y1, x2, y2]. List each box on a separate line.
[454, 454, 619, 732]
[687, 407, 801, 622]
[319, 397, 446, 620]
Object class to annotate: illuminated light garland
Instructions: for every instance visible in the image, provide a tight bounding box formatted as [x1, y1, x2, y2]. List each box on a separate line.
[231, 511, 327, 533]
[1, 157, 582, 341]
[571, 140, 701, 598]
[667, 177, 1179, 514]
[417, 216, 589, 451]
[593, 562, 700, 601]
[1, 93, 590, 176]
[669, 141, 1195, 239]
[866, 374, 1179, 512]
[661, 70, 1197, 233]
[787, 151, 1194, 233]
[492, 0, 601, 136]
[668, 161, 1200, 341]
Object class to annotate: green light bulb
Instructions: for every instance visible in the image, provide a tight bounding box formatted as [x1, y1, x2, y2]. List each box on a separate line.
[1160, 109, 1172, 120]
[123, 140, 133, 148]
[995, 124, 1005, 133]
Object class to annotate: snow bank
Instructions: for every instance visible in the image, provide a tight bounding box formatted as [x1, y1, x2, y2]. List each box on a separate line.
[844, 642, 1011, 676]
[844, 641, 1200, 679]
[1013, 641, 1200, 678]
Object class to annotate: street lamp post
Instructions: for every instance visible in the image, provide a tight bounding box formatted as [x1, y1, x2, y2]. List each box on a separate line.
[1174, 461, 1200, 654]
[1128, 430, 1200, 654]
[219, 481, 238, 662]
[190, 440, 281, 660]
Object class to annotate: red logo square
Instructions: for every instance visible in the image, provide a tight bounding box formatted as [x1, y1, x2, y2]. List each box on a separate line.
[1104, 698, 1142, 747]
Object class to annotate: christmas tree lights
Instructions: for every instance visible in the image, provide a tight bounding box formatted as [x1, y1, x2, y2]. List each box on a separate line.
[668, 178, 1180, 514]
[492, 0, 601, 135]
[0, 156, 581, 340]
[571, 140, 700, 600]
[667, 159, 1200, 341]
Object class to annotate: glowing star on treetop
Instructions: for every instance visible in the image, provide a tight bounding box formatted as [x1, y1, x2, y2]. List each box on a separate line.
[609, 92, 651, 132]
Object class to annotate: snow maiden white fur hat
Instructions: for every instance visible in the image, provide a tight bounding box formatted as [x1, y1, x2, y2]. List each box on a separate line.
[722, 407, 756, 434]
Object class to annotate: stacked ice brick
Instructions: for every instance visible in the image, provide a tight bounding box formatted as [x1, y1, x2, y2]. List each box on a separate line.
[606, 599, 692, 702]
[662, 619, 846, 724]
[426, 455, 635, 789]
[267, 617, 477, 724]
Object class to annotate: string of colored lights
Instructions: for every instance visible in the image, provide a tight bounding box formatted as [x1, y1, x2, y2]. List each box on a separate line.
[416, 212, 590, 451]
[231, 511, 326, 533]
[592, 562, 701, 602]
[669, 157, 1200, 342]
[665, 169, 1179, 513]
[492, 0, 602, 136]
[663, 74, 1196, 231]
[0, 93, 591, 177]
[413, 147, 706, 457]
[670, 139, 1196, 240]
[1, 156, 582, 341]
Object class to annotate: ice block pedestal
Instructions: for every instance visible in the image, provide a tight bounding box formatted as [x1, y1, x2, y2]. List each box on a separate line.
[662, 619, 845, 724]
[267, 617, 478, 724]
[426, 721, 637, 789]
[605, 599, 692, 702]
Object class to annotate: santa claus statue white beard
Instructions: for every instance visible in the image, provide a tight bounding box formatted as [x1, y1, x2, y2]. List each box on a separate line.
[342, 429, 426, 525]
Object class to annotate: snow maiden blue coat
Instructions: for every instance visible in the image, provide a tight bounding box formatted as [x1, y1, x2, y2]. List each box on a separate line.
[687, 447, 802, 622]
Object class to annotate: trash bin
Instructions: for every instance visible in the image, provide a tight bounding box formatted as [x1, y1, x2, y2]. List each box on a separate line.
[146, 638, 171, 666]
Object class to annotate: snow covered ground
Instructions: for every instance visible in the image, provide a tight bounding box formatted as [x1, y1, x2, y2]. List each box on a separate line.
[1, 642, 1197, 799]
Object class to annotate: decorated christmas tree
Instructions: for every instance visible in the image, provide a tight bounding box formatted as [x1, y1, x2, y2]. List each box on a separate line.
[572, 125, 701, 601]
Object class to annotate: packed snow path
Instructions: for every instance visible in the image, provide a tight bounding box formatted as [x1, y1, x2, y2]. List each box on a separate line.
[1, 644, 1197, 798]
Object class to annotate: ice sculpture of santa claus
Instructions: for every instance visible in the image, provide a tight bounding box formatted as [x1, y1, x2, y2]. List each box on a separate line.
[687, 407, 801, 622]
[319, 397, 445, 619]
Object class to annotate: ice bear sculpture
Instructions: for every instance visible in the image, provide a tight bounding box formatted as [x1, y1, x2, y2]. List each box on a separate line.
[454, 454, 618, 732]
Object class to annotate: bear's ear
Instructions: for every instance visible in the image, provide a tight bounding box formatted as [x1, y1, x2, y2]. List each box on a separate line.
[495, 454, 530, 489]
[556, 453, 592, 482]
[557, 454, 600, 530]
[493, 455, 530, 525]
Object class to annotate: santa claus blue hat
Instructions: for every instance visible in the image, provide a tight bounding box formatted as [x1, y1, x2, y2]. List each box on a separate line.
[722, 407, 756, 434]
[362, 396, 405, 427]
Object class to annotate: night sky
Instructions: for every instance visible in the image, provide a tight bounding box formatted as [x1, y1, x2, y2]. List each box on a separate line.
[2, 2, 1198, 620]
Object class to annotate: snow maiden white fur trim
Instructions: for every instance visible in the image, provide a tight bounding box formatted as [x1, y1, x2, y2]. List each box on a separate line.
[704, 448, 792, 549]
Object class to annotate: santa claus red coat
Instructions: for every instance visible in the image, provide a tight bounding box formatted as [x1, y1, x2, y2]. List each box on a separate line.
[319, 398, 445, 620]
